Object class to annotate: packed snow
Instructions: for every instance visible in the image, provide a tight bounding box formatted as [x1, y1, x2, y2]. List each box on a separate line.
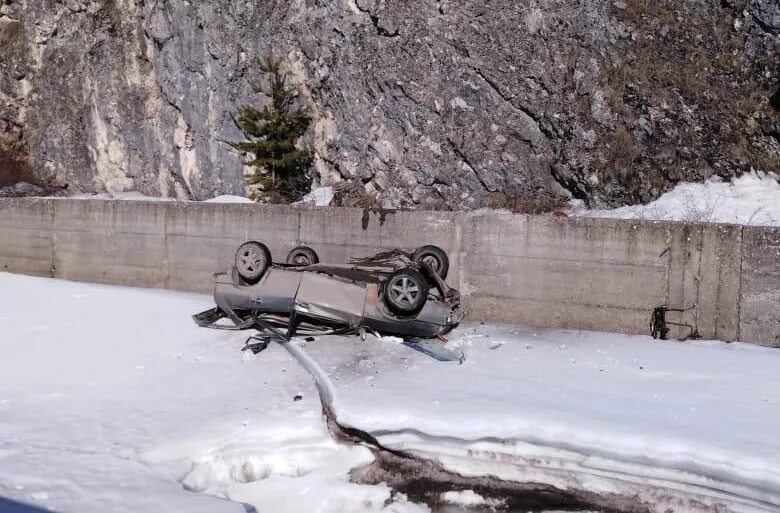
[1, 273, 778, 513]
[571, 171, 780, 226]
[440, 490, 505, 508]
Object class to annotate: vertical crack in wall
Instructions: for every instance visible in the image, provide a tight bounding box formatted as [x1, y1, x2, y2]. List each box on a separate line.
[692, 226, 704, 334]
[713, 229, 724, 340]
[664, 228, 672, 307]
[162, 203, 170, 289]
[295, 208, 303, 247]
[736, 225, 745, 341]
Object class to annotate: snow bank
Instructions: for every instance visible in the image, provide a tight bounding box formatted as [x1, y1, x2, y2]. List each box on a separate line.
[571, 171, 780, 226]
[3, 273, 778, 513]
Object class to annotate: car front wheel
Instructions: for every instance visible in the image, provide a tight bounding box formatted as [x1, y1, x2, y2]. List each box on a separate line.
[384, 268, 429, 315]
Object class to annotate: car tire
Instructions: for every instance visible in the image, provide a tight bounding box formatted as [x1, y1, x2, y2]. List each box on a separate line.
[235, 241, 272, 284]
[384, 268, 429, 315]
[286, 246, 319, 266]
[412, 245, 449, 280]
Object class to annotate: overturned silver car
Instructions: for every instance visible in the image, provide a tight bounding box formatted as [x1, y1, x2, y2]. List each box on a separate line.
[193, 242, 461, 342]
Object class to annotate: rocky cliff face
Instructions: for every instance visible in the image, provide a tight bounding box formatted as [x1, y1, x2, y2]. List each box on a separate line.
[0, 0, 778, 207]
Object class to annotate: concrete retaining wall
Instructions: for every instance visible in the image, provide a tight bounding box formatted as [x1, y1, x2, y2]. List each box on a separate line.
[1, 198, 777, 347]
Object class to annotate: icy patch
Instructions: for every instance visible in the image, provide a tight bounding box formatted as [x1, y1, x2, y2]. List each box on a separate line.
[571, 171, 780, 226]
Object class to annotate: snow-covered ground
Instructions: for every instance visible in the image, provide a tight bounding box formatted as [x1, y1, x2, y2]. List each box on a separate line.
[308, 327, 780, 512]
[0, 273, 421, 513]
[1, 273, 778, 513]
[570, 171, 780, 226]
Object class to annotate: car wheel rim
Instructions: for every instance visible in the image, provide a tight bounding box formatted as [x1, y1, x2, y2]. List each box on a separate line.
[239, 248, 264, 276]
[390, 276, 419, 307]
[293, 254, 310, 265]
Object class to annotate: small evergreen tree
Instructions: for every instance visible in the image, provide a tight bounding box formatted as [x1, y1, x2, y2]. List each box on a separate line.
[232, 51, 313, 202]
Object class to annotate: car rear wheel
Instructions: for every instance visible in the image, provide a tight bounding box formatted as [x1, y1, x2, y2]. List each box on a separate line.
[286, 246, 319, 266]
[235, 241, 271, 284]
[412, 245, 449, 280]
[384, 268, 429, 314]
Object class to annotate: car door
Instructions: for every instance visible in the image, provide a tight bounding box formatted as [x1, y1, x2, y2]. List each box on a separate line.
[294, 272, 367, 326]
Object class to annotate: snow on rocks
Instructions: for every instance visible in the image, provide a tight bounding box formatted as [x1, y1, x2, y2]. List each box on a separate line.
[297, 186, 335, 207]
[570, 171, 780, 226]
[204, 195, 255, 204]
[65, 191, 177, 201]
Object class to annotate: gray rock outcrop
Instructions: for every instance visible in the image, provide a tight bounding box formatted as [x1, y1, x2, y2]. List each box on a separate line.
[0, 0, 778, 208]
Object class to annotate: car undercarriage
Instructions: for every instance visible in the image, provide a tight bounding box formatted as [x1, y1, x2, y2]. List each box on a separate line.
[193, 243, 461, 347]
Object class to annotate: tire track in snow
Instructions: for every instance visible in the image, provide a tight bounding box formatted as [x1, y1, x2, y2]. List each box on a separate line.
[281, 340, 780, 513]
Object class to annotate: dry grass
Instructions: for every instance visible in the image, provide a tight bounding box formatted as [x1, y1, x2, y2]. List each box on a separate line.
[0, 148, 37, 187]
[610, 0, 747, 105]
[332, 181, 380, 209]
[482, 191, 567, 214]
[608, 124, 640, 173]
[597, 0, 778, 197]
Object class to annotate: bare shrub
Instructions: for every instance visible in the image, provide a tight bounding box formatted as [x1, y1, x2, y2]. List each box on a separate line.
[483, 191, 567, 214]
[628, 204, 672, 221]
[332, 181, 380, 209]
[679, 192, 721, 223]
[608, 125, 640, 173]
